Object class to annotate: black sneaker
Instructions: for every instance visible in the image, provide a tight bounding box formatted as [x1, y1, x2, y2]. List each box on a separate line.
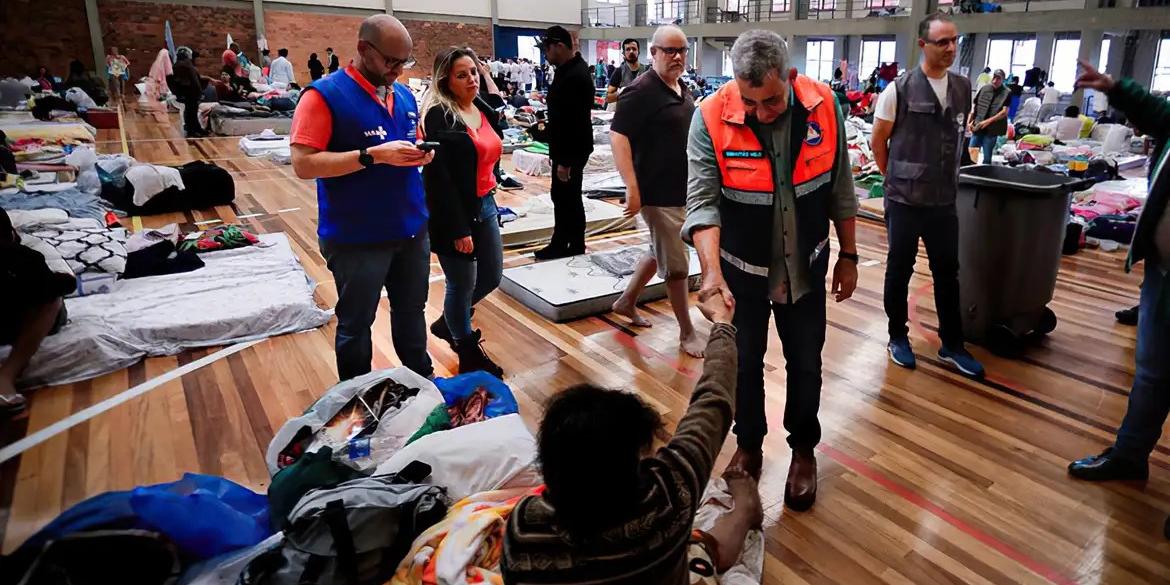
[1068, 447, 1149, 481]
[430, 309, 474, 349]
[533, 244, 568, 261]
[454, 330, 504, 377]
[1116, 305, 1139, 326]
[499, 174, 524, 190]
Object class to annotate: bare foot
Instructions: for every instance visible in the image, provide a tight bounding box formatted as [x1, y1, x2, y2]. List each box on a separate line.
[0, 377, 27, 414]
[722, 468, 764, 529]
[680, 331, 705, 358]
[611, 297, 652, 327]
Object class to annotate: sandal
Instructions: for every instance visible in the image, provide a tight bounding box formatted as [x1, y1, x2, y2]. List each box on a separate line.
[0, 393, 28, 415]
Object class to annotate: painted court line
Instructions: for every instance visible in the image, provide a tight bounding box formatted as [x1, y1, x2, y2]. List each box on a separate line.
[193, 218, 223, 226]
[0, 339, 263, 465]
[235, 213, 264, 219]
[819, 443, 1078, 585]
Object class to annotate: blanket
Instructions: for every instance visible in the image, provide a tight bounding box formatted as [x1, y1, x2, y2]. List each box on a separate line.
[0, 121, 96, 145]
[1, 233, 332, 389]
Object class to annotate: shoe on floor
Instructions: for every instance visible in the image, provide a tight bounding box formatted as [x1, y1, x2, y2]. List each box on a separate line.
[727, 446, 763, 481]
[1068, 447, 1149, 481]
[1116, 305, 1139, 326]
[784, 449, 817, 512]
[888, 337, 916, 369]
[938, 345, 984, 378]
[454, 329, 504, 378]
[499, 174, 524, 190]
[431, 309, 476, 349]
[534, 244, 569, 261]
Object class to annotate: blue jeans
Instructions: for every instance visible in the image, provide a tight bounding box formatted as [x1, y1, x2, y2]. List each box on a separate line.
[970, 132, 998, 165]
[1114, 264, 1170, 461]
[437, 195, 503, 342]
[725, 262, 826, 452]
[320, 233, 433, 381]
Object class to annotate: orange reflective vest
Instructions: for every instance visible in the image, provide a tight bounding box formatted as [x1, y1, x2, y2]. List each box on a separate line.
[698, 74, 840, 286]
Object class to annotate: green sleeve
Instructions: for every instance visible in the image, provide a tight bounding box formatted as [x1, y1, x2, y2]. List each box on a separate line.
[1109, 78, 1170, 144]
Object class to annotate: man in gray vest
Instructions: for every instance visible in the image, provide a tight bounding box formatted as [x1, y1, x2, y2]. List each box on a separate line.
[870, 12, 985, 378]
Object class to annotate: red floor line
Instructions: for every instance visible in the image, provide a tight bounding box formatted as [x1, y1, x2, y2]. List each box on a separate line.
[609, 329, 699, 381]
[818, 443, 1080, 585]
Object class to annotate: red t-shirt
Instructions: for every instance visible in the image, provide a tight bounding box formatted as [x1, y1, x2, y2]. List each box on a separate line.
[289, 66, 396, 150]
[467, 112, 502, 196]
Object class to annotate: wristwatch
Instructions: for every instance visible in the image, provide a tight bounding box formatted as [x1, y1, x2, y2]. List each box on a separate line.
[358, 148, 374, 168]
[839, 251, 860, 263]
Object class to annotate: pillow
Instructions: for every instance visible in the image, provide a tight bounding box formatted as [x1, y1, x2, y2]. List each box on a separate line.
[373, 413, 542, 501]
[30, 225, 127, 276]
[19, 233, 75, 279]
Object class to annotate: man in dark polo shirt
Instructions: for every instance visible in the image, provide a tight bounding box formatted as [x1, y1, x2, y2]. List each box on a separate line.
[608, 25, 704, 358]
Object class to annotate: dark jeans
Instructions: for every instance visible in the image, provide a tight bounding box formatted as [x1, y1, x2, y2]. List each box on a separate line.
[437, 195, 503, 341]
[549, 161, 586, 251]
[726, 262, 826, 452]
[1114, 265, 1170, 461]
[181, 95, 201, 134]
[883, 201, 964, 349]
[320, 234, 433, 381]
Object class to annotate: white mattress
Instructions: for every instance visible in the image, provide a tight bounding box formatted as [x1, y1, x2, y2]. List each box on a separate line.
[239, 134, 291, 156]
[3, 233, 333, 389]
[499, 247, 700, 322]
[512, 148, 551, 176]
[500, 193, 634, 248]
[214, 116, 292, 137]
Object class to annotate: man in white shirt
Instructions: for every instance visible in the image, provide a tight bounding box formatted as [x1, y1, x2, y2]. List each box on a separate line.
[269, 48, 297, 88]
[1038, 81, 1061, 121]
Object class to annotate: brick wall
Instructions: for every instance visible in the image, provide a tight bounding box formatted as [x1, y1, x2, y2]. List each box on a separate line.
[262, 10, 365, 84]
[0, 0, 94, 79]
[400, 19, 493, 80]
[98, 0, 258, 79]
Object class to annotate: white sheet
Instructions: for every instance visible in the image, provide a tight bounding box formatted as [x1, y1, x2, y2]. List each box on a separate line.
[693, 477, 765, 585]
[3, 233, 333, 389]
[239, 134, 291, 157]
[512, 148, 551, 176]
[500, 193, 632, 247]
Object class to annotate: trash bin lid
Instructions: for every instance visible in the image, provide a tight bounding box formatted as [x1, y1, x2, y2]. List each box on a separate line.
[959, 164, 1090, 195]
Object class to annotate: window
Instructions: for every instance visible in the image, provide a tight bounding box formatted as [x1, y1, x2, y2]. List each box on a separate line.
[723, 50, 733, 77]
[1049, 38, 1080, 92]
[864, 0, 899, 7]
[986, 38, 1036, 82]
[1154, 38, 1170, 92]
[1099, 38, 1111, 74]
[860, 39, 896, 79]
[771, 0, 791, 11]
[806, 40, 836, 82]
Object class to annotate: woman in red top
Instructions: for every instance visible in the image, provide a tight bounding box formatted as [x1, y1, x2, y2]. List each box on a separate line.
[421, 47, 507, 377]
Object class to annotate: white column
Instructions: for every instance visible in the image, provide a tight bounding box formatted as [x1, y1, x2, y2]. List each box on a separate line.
[254, 0, 267, 44]
[85, 0, 105, 76]
[1072, 29, 1102, 106]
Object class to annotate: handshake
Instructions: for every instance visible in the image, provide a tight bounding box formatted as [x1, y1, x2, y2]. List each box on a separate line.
[697, 287, 734, 325]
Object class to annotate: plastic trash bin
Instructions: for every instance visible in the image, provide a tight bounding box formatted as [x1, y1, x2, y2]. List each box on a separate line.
[956, 165, 1089, 357]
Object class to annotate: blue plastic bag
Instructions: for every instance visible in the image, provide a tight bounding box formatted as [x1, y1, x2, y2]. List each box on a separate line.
[434, 371, 519, 420]
[131, 473, 272, 559]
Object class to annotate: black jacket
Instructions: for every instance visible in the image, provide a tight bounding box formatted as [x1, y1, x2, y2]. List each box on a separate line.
[422, 94, 506, 257]
[170, 58, 202, 99]
[1110, 78, 1170, 271]
[534, 53, 594, 168]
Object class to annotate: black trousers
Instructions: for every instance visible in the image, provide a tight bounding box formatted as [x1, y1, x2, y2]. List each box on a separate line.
[726, 262, 826, 452]
[883, 200, 964, 348]
[181, 95, 201, 135]
[549, 161, 585, 251]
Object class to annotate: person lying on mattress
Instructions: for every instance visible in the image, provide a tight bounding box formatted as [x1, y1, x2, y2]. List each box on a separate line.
[0, 209, 74, 415]
[502, 288, 762, 585]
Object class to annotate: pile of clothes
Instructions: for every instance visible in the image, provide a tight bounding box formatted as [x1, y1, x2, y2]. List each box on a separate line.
[1066, 178, 1149, 252]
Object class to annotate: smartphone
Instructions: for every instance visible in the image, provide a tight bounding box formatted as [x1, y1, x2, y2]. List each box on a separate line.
[416, 142, 440, 152]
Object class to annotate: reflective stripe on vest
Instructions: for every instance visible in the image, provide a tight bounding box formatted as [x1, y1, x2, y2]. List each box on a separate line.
[720, 249, 769, 277]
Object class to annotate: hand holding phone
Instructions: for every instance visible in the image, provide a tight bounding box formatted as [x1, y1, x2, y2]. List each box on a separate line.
[416, 141, 440, 153]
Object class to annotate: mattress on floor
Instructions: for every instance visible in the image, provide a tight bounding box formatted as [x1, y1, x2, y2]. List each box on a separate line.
[211, 115, 293, 137]
[500, 247, 700, 322]
[500, 193, 634, 248]
[2, 233, 333, 389]
[240, 135, 292, 157]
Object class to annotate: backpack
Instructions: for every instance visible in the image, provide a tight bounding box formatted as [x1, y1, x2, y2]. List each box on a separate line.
[241, 463, 447, 585]
[11, 529, 181, 585]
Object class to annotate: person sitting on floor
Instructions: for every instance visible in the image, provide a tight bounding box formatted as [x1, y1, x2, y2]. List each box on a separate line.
[0, 209, 75, 415]
[64, 59, 109, 106]
[1055, 105, 1087, 141]
[502, 288, 763, 584]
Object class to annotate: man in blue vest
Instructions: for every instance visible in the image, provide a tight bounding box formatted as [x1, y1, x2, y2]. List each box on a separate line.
[290, 14, 435, 381]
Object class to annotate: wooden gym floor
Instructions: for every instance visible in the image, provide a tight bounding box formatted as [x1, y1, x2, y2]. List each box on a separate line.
[1, 103, 1167, 584]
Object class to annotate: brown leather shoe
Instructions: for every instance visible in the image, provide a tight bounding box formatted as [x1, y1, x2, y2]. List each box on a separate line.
[728, 447, 763, 481]
[784, 449, 817, 512]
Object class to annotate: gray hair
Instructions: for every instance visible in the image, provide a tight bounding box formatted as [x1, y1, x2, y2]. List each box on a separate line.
[730, 30, 789, 87]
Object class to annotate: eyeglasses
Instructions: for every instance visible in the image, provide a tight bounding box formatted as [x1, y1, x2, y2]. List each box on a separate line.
[364, 40, 415, 70]
[653, 46, 689, 57]
[923, 36, 959, 48]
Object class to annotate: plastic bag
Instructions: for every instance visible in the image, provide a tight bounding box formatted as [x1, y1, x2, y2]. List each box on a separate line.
[66, 145, 102, 195]
[130, 473, 272, 559]
[434, 370, 519, 423]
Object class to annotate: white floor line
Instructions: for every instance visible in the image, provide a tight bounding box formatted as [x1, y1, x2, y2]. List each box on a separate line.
[0, 339, 263, 464]
[235, 213, 265, 219]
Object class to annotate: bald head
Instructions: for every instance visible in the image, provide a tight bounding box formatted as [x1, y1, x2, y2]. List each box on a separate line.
[650, 25, 688, 81]
[356, 14, 413, 86]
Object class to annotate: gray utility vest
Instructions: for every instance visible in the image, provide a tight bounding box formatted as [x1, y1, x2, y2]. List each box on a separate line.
[884, 67, 972, 207]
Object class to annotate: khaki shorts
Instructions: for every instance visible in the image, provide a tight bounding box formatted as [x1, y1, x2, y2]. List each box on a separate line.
[688, 531, 720, 585]
[641, 205, 690, 281]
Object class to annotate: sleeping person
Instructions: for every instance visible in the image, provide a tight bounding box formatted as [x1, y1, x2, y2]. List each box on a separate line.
[0, 209, 74, 415]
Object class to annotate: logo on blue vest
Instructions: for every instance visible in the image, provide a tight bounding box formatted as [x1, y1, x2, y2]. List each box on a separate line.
[805, 121, 823, 146]
[364, 125, 388, 141]
[724, 150, 765, 159]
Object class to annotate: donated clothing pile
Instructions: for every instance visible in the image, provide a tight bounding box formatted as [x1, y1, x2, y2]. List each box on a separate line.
[6, 369, 541, 585]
